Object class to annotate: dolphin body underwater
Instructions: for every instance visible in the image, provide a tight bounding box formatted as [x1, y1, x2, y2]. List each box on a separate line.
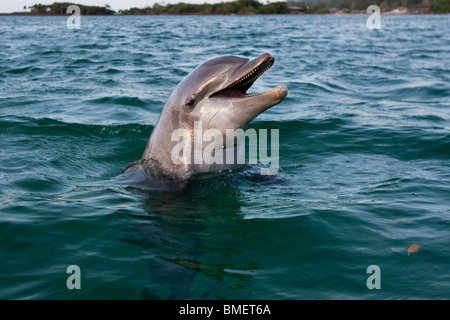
[125, 53, 288, 187]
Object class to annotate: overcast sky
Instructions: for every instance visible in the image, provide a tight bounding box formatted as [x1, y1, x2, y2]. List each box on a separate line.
[0, 0, 232, 13]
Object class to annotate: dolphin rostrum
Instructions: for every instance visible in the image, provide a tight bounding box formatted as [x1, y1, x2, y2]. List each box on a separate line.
[136, 53, 288, 182]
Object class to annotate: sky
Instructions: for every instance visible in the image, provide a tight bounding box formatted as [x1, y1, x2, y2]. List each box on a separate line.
[0, 0, 231, 13]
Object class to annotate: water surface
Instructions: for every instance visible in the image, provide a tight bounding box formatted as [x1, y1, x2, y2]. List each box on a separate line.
[0, 15, 449, 299]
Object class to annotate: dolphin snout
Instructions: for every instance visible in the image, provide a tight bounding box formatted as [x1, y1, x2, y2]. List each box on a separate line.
[275, 84, 288, 100]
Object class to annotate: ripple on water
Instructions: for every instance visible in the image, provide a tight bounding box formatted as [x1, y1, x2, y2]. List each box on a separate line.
[0, 15, 449, 299]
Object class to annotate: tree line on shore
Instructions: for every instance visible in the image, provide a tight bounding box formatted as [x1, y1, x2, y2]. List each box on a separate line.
[297, 0, 449, 13]
[24, 0, 450, 15]
[28, 3, 115, 15]
[120, 0, 290, 14]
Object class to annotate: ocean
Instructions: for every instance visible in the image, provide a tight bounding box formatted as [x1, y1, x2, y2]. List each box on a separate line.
[0, 14, 449, 299]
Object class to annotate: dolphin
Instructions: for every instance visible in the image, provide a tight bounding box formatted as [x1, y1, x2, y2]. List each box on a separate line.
[133, 53, 287, 182]
[121, 54, 287, 298]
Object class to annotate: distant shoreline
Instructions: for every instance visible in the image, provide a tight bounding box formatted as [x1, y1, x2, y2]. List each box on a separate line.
[5, 1, 448, 16]
[1, 12, 447, 16]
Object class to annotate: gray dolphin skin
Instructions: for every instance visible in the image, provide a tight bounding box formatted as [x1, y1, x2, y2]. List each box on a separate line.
[139, 53, 288, 181]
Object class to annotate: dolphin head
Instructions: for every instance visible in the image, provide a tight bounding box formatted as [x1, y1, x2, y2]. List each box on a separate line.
[141, 53, 288, 180]
[164, 53, 287, 133]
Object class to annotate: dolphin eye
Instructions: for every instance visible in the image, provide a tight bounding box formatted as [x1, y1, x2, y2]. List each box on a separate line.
[186, 98, 195, 108]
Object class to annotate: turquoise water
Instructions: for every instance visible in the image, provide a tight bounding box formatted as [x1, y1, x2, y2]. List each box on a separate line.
[0, 14, 449, 300]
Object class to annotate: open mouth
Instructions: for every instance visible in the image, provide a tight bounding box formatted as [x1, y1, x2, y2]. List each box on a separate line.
[211, 55, 275, 98]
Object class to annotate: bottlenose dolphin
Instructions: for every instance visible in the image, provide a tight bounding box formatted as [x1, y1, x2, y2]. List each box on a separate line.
[121, 54, 287, 298]
[133, 53, 287, 182]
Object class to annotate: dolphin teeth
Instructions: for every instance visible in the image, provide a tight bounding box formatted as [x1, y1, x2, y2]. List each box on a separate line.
[212, 56, 274, 97]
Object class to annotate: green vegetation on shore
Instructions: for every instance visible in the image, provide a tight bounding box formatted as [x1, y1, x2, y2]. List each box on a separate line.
[120, 0, 289, 14]
[286, 0, 450, 13]
[19, 0, 450, 15]
[29, 2, 114, 15]
[428, 0, 450, 12]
